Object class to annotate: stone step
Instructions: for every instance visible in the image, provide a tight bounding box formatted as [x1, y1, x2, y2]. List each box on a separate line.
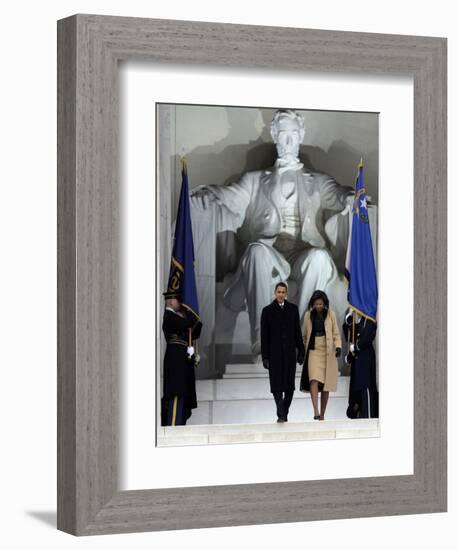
[224, 362, 333, 377]
[224, 363, 267, 376]
[188, 394, 350, 425]
[157, 418, 380, 447]
[172, 417, 378, 434]
[224, 372, 269, 379]
[196, 375, 349, 402]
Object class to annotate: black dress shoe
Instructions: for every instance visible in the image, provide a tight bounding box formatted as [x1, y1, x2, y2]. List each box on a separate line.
[313, 415, 320, 420]
[277, 417, 286, 423]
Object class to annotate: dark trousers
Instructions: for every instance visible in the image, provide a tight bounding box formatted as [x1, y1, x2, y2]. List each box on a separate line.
[347, 388, 379, 419]
[162, 396, 187, 426]
[359, 388, 379, 418]
[273, 390, 294, 420]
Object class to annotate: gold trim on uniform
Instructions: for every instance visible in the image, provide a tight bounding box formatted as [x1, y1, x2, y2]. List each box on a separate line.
[171, 396, 178, 426]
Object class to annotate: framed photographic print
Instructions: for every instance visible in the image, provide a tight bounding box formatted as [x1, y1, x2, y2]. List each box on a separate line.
[153, 103, 381, 444]
[57, 14, 447, 535]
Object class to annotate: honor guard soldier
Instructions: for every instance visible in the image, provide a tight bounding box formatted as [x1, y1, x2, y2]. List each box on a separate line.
[161, 291, 202, 426]
[343, 309, 379, 419]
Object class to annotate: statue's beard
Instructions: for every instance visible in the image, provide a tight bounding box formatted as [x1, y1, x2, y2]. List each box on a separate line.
[276, 147, 300, 166]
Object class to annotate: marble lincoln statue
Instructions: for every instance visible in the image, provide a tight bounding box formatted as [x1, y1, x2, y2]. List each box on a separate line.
[190, 109, 354, 358]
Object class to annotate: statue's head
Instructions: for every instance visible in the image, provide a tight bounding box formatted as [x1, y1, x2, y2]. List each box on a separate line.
[270, 109, 305, 163]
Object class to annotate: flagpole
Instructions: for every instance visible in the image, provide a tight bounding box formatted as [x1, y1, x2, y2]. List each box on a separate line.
[352, 308, 356, 347]
[181, 157, 195, 354]
[351, 161, 361, 347]
[183, 158, 191, 352]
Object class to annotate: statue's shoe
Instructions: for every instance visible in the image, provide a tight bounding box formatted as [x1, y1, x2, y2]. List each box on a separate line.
[251, 342, 261, 356]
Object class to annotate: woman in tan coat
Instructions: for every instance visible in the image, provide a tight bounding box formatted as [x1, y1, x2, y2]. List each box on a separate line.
[300, 290, 341, 420]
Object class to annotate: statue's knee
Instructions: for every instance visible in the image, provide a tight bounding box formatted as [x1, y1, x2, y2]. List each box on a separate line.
[243, 243, 270, 265]
[297, 248, 334, 278]
[307, 248, 332, 266]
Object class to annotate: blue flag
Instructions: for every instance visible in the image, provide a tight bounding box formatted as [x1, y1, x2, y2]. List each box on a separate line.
[165, 160, 200, 321]
[345, 161, 378, 321]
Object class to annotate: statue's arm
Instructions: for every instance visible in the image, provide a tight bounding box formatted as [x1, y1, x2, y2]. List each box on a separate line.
[318, 176, 354, 212]
[190, 173, 253, 233]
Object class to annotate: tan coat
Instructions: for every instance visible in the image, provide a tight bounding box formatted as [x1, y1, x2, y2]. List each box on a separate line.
[302, 309, 342, 392]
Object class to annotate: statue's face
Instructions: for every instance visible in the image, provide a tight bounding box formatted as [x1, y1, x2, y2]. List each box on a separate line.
[273, 117, 302, 162]
[275, 285, 287, 303]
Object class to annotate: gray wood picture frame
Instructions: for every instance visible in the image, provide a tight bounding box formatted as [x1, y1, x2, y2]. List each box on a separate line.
[57, 14, 447, 536]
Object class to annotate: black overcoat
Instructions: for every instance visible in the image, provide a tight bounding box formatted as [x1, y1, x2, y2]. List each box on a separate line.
[162, 309, 202, 415]
[261, 300, 305, 393]
[343, 316, 377, 393]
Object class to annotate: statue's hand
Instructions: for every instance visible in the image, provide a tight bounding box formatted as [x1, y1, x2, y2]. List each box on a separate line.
[341, 194, 354, 216]
[190, 187, 216, 210]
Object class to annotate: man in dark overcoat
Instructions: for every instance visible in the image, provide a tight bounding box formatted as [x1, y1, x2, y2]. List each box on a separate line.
[261, 282, 305, 422]
[343, 310, 379, 419]
[161, 291, 202, 426]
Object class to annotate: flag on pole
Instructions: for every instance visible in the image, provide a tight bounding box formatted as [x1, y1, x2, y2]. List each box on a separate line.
[344, 160, 378, 321]
[165, 159, 200, 321]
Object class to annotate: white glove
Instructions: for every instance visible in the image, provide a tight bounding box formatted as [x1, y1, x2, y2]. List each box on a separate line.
[349, 343, 355, 353]
[186, 346, 195, 357]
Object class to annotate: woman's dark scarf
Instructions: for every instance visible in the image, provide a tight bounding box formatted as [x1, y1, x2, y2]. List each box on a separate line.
[307, 290, 329, 351]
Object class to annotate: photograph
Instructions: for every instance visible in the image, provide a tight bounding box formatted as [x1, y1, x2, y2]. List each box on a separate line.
[157, 103, 380, 446]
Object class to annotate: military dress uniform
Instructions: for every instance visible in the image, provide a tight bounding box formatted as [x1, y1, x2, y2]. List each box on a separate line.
[161, 307, 202, 426]
[343, 314, 379, 419]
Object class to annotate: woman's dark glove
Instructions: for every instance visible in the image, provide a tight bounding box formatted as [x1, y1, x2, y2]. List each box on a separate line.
[335, 347, 341, 358]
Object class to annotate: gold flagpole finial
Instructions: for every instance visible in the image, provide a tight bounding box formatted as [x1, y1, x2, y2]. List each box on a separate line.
[180, 157, 188, 174]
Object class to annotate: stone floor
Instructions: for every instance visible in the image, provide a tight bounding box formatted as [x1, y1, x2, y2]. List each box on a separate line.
[157, 418, 380, 447]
